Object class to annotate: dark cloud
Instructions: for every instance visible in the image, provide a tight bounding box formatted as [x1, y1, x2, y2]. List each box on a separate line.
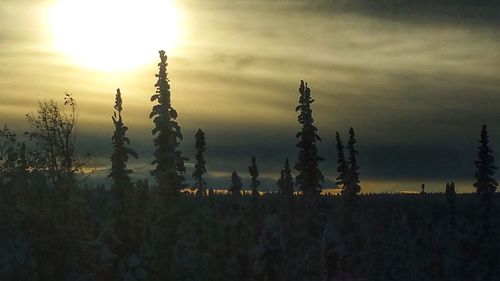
[314, 0, 500, 25]
[75, 116, 492, 191]
[208, 0, 500, 26]
[359, 142, 478, 181]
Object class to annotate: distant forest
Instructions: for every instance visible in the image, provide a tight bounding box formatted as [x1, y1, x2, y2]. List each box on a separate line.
[0, 51, 498, 281]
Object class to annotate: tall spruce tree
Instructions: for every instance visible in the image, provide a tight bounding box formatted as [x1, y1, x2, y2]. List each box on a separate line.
[109, 88, 138, 189]
[192, 129, 207, 196]
[294, 80, 324, 194]
[472, 125, 498, 281]
[473, 124, 497, 196]
[345, 127, 361, 197]
[150, 50, 187, 196]
[249, 156, 260, 197]
[335, 132, 349, 192]
[108, 89, 139, 269]
[276, 159, 294, 196]
[338, 129, 361, 274]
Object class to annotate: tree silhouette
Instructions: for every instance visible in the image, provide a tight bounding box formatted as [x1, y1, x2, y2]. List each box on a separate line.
[109, 88, 138, 189]
[344, 127, 360, 197]
[337, 128, 362, 275]
[25, 93, 82, 186]
[249, 156, 260, 198]
[150, 50, 187, 196]
[473, 124, 497, 196]
[445, 182, 456, 228]
[472, 125, 498, 281]
[276, 159, 294, 196]
[4, 47, 500, 281]
[294, 80, 324, 195]
[192, 129, 207, 196]
[23, 94, 86, 279]
[230, 171, 242, 197]
[108, 89, 140, 272]
[335, 132, 348, 192]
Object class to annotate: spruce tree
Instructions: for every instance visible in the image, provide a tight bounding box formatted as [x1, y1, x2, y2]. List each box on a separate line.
[472, 124, 498, 281]
[345, 127, 361, 197]
[150, 50, 187, 196]
[335, 132, 349, 192]
[473, 124, 497, 196]
[148, 51, 187, 278]
[248, 156, 260, 197]
[338, 128, 362, 276]
[109, 88, 138, 189]
[229, 171, 242, 196]
[192, 129, 207, 196]
[294, 80, 324, 195]
[108, 89, 139, 269]
[276, 159, 294, 196]
[293, 81, 324, 279]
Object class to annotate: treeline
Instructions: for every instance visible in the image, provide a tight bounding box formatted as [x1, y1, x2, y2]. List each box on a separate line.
[0, 51, 498, 281]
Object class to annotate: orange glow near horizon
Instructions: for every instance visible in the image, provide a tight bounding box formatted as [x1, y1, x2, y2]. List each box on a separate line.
[47, 0, 182, 71]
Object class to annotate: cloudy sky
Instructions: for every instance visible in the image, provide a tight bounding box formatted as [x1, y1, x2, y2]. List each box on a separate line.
[1, 0, 499, 192]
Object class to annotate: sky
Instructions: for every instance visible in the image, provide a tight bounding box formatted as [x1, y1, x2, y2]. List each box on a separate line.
[1, 0, 499, 193]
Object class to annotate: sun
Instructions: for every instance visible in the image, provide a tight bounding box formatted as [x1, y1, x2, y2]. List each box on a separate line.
[48, 0, 181, 71]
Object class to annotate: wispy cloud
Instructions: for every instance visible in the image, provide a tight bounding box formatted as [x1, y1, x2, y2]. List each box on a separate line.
[0, 0, 499, 191]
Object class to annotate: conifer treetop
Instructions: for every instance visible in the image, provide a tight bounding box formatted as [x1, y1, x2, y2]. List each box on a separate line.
[294, 80, 324, 194]
[195, 129, 206, 151]
[230, 170, 242, 196]
[277, 158, 294, 195]
[249, 156, 260, 196]
[473, 124, 497, 195]
[192, 128, 207, 196]
[345, 127, 361, 196]
[109, 88, 138, 188]
[150, 50, 187, 195]
[335, 131, 348, 190]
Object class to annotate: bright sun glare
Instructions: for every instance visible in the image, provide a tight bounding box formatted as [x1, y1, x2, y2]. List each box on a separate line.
[49, 0, 181, 71]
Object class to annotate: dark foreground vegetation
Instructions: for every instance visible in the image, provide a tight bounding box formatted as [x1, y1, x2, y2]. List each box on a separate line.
[1, 183, 499, 281]
[0, 51, 498, 281]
